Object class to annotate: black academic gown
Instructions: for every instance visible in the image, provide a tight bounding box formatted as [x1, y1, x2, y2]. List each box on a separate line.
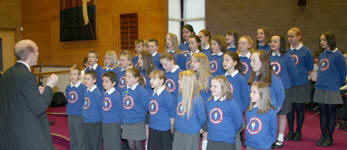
[0, 62, 55, 150]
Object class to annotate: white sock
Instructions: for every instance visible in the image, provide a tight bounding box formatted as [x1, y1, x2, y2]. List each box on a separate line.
[202, 139, 208, 150]
[278, 133, 284, 142]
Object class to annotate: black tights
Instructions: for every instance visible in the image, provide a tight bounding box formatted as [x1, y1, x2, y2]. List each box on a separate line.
[287, 103, 305, 133]
[128, 140, 143, 150]
[319, 104, 337, 137]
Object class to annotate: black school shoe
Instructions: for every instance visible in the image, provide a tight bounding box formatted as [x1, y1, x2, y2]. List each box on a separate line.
[293, 132, 302, 141]
[321, 136, 333, 146]
[316, 136, 326, 146]
[285, 132, 295, 141]
[272, 140, 284, 149]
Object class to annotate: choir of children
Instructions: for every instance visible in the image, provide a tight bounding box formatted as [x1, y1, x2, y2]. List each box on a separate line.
[63, 25, 345, 150]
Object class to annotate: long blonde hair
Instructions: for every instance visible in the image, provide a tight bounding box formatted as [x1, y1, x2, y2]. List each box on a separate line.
[191, 53, 211, 91]
[209, 76, 233, 101]
[165, 33, 181, 55]
[104, 50, 118, 69]
[248, 82, 274, 114]
[179, 70, 200, 119]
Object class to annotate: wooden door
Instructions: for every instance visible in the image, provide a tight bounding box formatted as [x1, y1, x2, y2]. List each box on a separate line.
[0, 29, 16, 72]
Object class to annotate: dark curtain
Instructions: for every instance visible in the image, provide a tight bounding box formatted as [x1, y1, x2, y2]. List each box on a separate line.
[60, 0, 96, 41]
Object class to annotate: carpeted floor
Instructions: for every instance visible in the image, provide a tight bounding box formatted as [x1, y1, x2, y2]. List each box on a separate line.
[47, 106, 347, 150]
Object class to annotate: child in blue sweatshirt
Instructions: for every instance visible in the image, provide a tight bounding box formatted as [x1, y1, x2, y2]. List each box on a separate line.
[147, 70, 175, 150]
[198, 29, 212, 56]
[172, 70, 206, 150]
[255, 28, 271, 53]
[225, 30, 238, 52]
[114, 50, 133, 91]
[314, 32, 346, 146]
[208, 35, 226, 76]
[224, 51, 250, 112]
[238, 36, 253, 80]
[269, 35, 297, 148]
[245, 82, 277, 150]
[85, 50, 105, 92]
[101, 72, 122, 150]
[66, 65, 86, 150]
[121, 68, 149, 150]
[103, 50, 118, 73]
[164, 33, 186, 70]
[181, 35, 201, 70]
[179, 24, 194, 52]
[206, 76, 243, 150]
[160, 52, 182, 101]
[147, 39, 163, 70]
[137, 51, 156, 94]
[133, 39, 146, 68]
[191, 53, 212, 102]
[83, 71, 103, 150]
[286, 28, 314, 143]
[249, 50, 285, 112]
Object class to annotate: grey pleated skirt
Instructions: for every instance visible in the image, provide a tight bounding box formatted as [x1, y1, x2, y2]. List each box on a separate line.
[313, 89, 343, 104]
[291, 83, 311, 103]
[122, 121, 146, 140]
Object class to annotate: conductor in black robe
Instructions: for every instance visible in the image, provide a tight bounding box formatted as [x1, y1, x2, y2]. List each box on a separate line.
[0, 39, 59, 150]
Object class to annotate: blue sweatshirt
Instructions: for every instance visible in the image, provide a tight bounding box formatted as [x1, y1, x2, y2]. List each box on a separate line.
[225, 71, 250, 111]
[206, 98, 243, 143]
[167, 51, 186, 70]
[254, 74, 285, 111]
[179, 42, 190, 52]
[120, 83, 149, 124]
[85, 64, 105, 92]
[114, 67, 127, 91]
[101, 88, 122, 124]
[83, 85, 102, 123]
[270, 53, 297, 89]
[316, 50, 346, 92]
[228, 47, 237, 52]
[65, 81, 86, 116]
[165, 66, 182, 101]
[257, 44, 271, 53]
[240, 55, 251, 80]
[140, 68, 154, 94]
[202, 47, 211, 56]
[245, 107, 277, 150]
[133, 55, 139, 68]
[103, 67, 116, 73]
[208, 53, 226, 76]
[175, 95, 206, 134]
[287, 45, 314, 85]
[152, 52, 163, 70]
[149, 87, 175, 131]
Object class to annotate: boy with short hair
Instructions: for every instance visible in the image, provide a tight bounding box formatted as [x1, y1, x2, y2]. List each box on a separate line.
[83, 70, 103, 150]
[66, 65, 87, 150]
[147, 39, 163, 70]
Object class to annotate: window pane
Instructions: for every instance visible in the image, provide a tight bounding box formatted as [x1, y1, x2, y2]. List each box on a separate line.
[185, 20, 205, 34]
[168, 20, 181, 43]
[168, 0, 181, 20]
[184, 0, 205, 19]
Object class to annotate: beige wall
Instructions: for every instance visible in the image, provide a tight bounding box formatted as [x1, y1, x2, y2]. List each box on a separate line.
[206, 0, 347, 54]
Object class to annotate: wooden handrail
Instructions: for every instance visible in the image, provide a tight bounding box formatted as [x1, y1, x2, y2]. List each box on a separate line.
[33, 70, 70, 76]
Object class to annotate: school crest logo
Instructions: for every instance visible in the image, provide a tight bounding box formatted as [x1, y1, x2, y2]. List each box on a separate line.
[246, 117, 263, 135]
[83, 97, 90, 110]
[123, 95, 134, 110]
[119, 76, 126, 88]
[176, 101, 185, 116]
[183, 50, 190, 57]
[149, 100, 159, 115]
[68, 91, 78, 103]
[209, 107, 224, 124]
[103, 97, 112, 111]
[209, 60, 218, 73]
[291, 54, 299, 65]
[165, 79, 176, 93]
[242, 62, 249, 75]
[319, 58, 330, 71]
[185, 60, 191, 70]
[271, 62, 281, 74]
